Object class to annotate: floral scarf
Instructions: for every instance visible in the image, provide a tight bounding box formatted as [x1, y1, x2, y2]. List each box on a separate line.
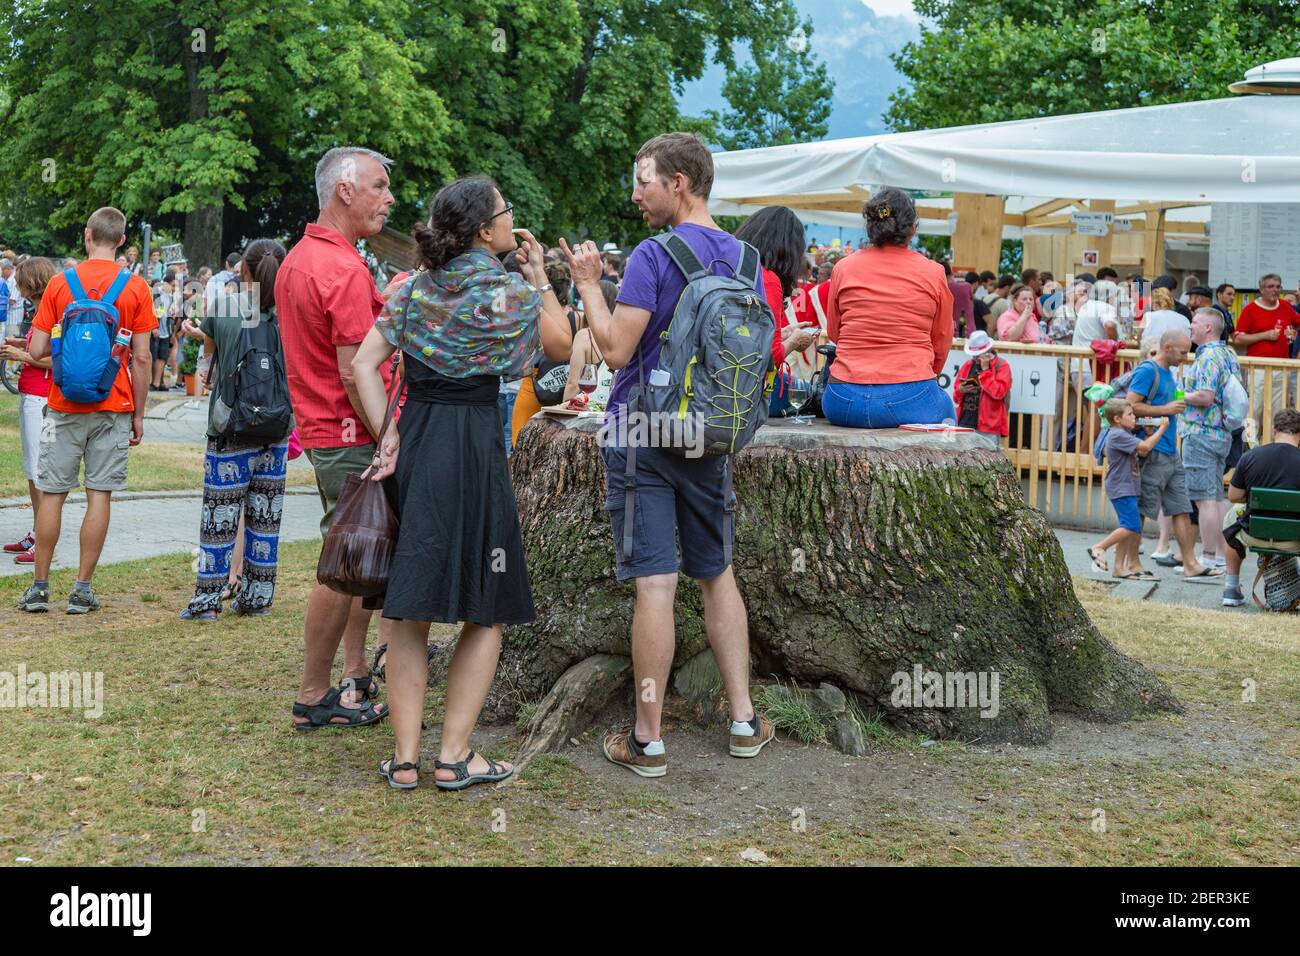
[374, 247, 543, 379]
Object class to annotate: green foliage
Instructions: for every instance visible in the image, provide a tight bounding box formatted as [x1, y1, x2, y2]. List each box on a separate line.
[706, 16, 831, 150]
[888, 0, 1299, 131]
[0, 0, 831, 259]
[179, 336, 201, 376]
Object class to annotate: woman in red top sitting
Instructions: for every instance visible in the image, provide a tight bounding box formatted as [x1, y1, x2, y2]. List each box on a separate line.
[1, 257, 56, 564]
[734, 206, 819, 416]
[823, 188, 955, 428]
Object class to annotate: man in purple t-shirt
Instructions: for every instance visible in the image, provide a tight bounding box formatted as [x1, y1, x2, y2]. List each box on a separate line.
[559, 132, 775, 780]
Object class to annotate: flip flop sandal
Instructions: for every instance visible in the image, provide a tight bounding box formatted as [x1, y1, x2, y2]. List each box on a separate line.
[377, 757, 420, 790]
[291, 686, 387, 731]
[1086, 547, 1108, 572]
[433, 750, 514, 791]
[1185, 568, 1225, 583]
[1119, 571, 1158, 581]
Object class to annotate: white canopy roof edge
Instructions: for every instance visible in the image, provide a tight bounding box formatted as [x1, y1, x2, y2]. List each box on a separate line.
[711, 95, 1300, 206]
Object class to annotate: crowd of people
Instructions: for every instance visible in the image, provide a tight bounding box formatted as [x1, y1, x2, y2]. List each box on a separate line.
[3, 131, 1297, 791]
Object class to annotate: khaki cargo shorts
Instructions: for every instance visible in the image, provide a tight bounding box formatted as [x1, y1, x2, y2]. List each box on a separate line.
[35, 409, 132, 494]
[304, 443, 378, 537]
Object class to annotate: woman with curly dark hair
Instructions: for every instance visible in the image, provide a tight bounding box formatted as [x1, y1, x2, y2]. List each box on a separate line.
[735, 206, 819, 416]
[822, 187, 955, 428]
[352, 176, 570, 790]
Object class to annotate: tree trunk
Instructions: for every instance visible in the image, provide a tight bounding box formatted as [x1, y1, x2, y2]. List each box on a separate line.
[180, 34, 222, 271]
[493, 416, 1181, 748]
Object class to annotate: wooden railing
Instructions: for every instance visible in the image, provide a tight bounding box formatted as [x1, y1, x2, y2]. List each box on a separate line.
[949, 340, 1300, 519]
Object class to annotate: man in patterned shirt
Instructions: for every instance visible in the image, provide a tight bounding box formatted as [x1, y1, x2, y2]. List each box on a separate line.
[1181, 308, 1243, 570]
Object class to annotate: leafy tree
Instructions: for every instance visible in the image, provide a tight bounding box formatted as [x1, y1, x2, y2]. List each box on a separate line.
[887, 0, 1299, 131]
[706, 19, 831, 150]
[1, 0, 831, 261]
[0, 0, 450, 266]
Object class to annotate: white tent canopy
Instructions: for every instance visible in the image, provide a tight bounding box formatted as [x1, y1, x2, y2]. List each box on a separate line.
[710, 94, 1300, 211]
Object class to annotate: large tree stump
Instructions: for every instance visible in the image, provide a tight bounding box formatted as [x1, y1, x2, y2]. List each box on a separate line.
[494, 415, 1180, 751]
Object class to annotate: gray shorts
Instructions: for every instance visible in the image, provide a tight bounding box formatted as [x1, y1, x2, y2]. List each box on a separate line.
[601, 444, 732, 582]
[35, 408, 132, 493]
[1181, 430, 1230, 502]
[1138, 449, 1192, 520]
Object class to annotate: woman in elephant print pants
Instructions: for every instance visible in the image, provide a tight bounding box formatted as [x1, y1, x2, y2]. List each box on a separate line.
[180, 239, 291, 620]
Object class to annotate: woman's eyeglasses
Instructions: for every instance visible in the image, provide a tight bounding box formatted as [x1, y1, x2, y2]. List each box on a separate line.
[484, 203, 514, 225]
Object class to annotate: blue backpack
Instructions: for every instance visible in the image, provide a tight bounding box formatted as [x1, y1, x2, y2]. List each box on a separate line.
[51, 268, 132, 404]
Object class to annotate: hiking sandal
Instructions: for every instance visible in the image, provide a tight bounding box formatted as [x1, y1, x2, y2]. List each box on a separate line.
[377, 757, 420, 790]
[433, 750, 514, 791]
[340, 675, 381, 704]
[370, 643, 439, 684]
[292, 686, 387, 731]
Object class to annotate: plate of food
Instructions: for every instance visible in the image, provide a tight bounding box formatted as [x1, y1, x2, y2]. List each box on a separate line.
[541, 394, 604, 416]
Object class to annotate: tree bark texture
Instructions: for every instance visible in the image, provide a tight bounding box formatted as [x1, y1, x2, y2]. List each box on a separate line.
[492, 416, 1181, 746]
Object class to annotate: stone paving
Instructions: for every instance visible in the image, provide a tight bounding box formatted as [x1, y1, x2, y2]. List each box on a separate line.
[0, 397, 1274, 613]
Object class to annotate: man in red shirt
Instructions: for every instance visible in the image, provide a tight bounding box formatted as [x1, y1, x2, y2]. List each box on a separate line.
[1234, 272, 1300, 418]
[277, 146, 395, 729]
[1234, 273, 1298, 359]
[20, 208, 156, 613]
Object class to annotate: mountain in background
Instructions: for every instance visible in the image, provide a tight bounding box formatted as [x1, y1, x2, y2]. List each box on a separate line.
[678, 0, 921, 142]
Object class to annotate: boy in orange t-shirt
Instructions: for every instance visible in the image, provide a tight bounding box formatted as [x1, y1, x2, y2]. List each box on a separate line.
[18, 207, 157, 614]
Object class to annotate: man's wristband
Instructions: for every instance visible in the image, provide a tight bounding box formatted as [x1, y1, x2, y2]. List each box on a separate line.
[537, 283, 554, 295]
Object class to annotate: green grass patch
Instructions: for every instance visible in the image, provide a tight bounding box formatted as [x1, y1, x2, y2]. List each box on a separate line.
[754, 680, 829, 744]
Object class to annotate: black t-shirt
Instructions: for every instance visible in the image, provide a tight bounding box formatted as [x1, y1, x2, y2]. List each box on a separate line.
[1230, 441, 1300, 529]
[1174, 300, 1192, 320]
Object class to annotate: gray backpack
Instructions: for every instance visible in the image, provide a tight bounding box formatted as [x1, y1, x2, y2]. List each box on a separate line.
[619, 232, 776, 564]
[633, 232, 775, 455]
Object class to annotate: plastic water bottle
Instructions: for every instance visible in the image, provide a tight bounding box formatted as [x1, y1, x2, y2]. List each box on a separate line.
[109, 328, 131, 366]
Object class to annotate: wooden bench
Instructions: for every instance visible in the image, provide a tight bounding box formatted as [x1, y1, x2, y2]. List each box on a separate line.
[1245, 487, 1300, 555]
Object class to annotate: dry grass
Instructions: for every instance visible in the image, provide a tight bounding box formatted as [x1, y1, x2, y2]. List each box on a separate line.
[1, 545, 1296, 866]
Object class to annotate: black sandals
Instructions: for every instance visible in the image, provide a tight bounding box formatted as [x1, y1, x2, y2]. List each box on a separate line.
[377, 757, 420, 790]
[433, 750, 514, 791]
[292, 686, 387, 731]
[370, 643, 439, 684]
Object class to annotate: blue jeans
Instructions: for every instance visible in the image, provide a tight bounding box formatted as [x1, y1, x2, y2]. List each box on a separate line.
[498, 389, 517, 458]
[821, 379, 955, 429]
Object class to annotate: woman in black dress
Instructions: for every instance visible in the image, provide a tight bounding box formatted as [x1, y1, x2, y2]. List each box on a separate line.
[353, 177, 570, 790]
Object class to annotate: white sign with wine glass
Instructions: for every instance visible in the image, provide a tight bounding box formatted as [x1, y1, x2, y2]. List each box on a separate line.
[941, 351, 1059, 416]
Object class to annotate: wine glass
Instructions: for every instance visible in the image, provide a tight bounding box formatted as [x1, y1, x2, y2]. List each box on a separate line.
[787, 377, 811, 423]
[1029, 370, 1041, 397]
[577, 364, 598, 397]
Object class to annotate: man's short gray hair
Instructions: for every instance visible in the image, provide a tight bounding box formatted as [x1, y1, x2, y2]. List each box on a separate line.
[315, 147, 392, 210]
[1194, 306, 1224, 338]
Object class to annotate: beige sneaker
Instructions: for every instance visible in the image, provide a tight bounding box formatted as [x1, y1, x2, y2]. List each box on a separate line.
[602, 728, 667, 778]
[729, 712, 775, 758]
